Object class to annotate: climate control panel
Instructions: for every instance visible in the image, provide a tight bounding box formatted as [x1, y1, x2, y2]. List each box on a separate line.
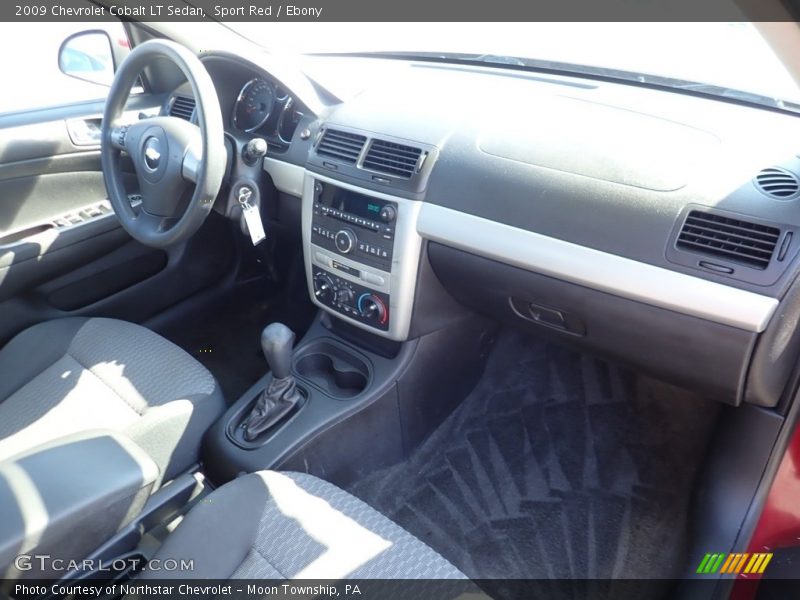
[312, 266, 390, 331]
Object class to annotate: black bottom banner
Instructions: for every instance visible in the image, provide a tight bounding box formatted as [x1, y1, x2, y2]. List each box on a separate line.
[2, 578, 798, 600]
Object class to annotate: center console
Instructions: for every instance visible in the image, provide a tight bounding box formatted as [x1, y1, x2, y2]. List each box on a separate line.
[202, 127, 491, 490]
[202, 312, 494, 487]
[301, 173, 423, 340]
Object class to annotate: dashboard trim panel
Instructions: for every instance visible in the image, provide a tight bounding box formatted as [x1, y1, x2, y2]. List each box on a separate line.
[417, 203, 778, 333]
[263, 157, 304, 197]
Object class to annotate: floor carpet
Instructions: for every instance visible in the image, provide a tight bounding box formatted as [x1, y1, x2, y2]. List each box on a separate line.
[164, 280, 316, 403]
[348, 330, 720, 586]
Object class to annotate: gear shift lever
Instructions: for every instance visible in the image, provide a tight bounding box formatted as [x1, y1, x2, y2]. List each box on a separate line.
[260, 323, 294, 379]
[243, 323, 302, 441]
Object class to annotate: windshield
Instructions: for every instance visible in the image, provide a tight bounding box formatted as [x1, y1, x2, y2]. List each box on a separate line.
[229, 22, 800, 111]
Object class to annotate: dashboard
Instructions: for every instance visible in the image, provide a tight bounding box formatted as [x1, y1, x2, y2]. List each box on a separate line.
[164, 57, 308, 155]
[163, 50, 800, 409]
[231, 77, 304, 148]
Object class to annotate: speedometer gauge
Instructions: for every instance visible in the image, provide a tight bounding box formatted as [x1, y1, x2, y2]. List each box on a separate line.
[233, 78, 276, 132]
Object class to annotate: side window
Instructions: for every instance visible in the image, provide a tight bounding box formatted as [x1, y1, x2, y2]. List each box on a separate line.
[0, 21, 133, 115]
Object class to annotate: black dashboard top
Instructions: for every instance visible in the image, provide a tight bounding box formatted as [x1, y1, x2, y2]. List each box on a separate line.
[170, 52, 800, 298]
[313, 59, 800, 298]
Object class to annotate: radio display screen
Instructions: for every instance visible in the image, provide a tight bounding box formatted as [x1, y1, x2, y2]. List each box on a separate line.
[332, 187, 386, 220]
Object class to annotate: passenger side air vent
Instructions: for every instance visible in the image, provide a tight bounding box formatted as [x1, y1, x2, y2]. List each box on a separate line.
[316, 129, 366, 164]
[169, 95, 195, 121]
[363, 139, 423, 179]
[677, 210, 780, 270]
[755, 168, 800, 199]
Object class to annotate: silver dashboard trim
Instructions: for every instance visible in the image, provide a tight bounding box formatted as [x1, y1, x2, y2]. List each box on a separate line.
[263, 157, 304, 197]
[310, 247, 391, 294]
[417, 203, 778, 333]
[302, 171, 423, 340]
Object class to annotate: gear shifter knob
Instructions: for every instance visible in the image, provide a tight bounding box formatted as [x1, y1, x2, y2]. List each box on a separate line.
[242, 322, 301, 441]
[261, 323, 294, 379]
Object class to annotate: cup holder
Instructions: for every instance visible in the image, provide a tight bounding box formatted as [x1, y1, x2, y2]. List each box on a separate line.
[294, 340, 370, 399]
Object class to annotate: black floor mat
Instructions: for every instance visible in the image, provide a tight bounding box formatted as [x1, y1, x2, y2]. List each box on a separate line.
[348, 331, 720, 582]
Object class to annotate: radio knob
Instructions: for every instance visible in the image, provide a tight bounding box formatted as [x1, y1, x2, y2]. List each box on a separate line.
[334, 229, 356, 254]
[313, 273, 334, 303]
[358, 294, 387, 325]
[379, 205, 397, 223]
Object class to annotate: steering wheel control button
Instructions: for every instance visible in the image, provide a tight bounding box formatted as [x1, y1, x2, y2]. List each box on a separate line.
[335, 229, 357, 254]
[114, 124, 130, 148]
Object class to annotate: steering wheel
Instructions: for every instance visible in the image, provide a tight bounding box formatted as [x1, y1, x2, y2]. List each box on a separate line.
[101, 40, 225, 248]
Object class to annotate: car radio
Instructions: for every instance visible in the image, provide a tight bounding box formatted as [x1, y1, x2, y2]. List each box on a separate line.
[310, 181, 397, 272]
[302, 174, 423, 340]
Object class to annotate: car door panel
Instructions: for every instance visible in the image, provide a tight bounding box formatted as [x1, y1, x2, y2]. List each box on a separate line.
[0, 97, 160, 231]
[0, 214, 233, 344]
[0, 95, 234, 345]
[0, 170, 111, 234]
[0, 216, 129, 301]
[39, 241, 168, 311]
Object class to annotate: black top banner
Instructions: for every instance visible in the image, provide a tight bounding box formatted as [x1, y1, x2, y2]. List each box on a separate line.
[2, 0, 800, 22]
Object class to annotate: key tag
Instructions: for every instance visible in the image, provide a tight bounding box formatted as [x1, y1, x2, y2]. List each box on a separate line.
[238, 186, 266, 246]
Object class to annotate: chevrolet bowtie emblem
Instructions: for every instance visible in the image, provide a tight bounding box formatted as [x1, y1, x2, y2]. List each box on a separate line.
[144, 138, 162, 170]
[145, 147, 160, 162]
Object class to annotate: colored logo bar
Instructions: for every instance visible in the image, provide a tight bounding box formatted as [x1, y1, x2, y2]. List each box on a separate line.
[696, 552, 773, 575]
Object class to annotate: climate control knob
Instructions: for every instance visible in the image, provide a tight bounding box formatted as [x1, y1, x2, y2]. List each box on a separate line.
[313, 273, 334, 303]
[335, 287, 354, 305]
[358, 294, 387, 325]
[334, 229, 356, 254]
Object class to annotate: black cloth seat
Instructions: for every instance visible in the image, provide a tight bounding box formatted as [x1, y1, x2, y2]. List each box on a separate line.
[141, 470, 467, 579]
[0, 318, 225, 481]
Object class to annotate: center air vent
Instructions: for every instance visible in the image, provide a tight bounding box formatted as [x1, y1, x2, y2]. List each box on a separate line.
[316, 129, 366, 164]
[169, 96, 195, 121]
[363, 139, 423, 179]
[755, 167, 800, 199]
[677, 210, 780, 270]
